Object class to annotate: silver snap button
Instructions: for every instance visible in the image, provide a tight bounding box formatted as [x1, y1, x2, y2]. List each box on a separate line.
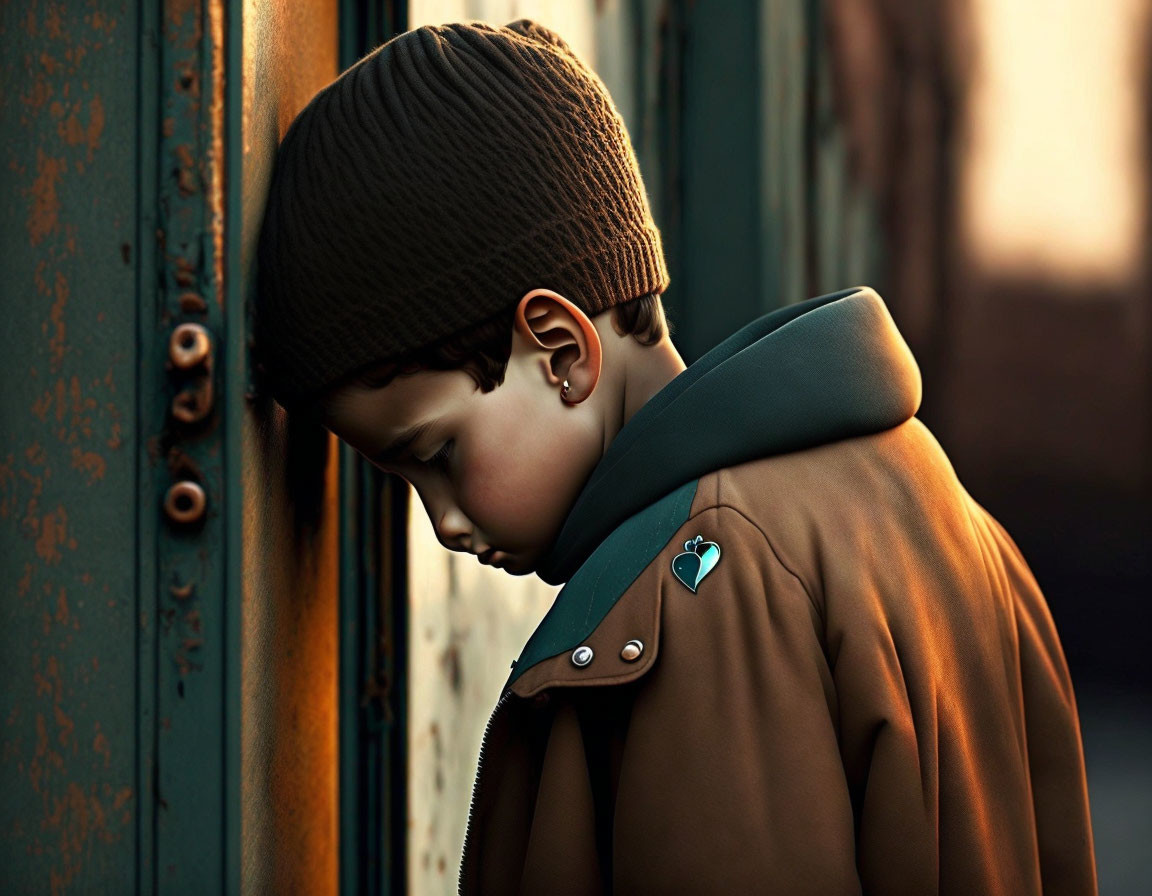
[620, 639, 644, 662]
[571, 645, 594, 667]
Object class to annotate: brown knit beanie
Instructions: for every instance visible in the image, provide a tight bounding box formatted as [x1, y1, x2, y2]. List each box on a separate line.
[255, 17, 671, 416]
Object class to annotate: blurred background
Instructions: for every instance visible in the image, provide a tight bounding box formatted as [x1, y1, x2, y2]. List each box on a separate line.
[1, 0, 1147, 893]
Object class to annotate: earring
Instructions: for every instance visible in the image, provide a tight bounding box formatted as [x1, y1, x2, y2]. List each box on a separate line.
[561, 379, 571, 400]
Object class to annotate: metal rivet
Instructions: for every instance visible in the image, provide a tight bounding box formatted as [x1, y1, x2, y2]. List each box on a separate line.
[169, 322, 212, 369]
[620, 639, 644, 662]
[164, 480, 206, 525]
[571, 645, 594, 667]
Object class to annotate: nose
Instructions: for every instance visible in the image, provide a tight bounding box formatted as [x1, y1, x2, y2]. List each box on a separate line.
[435, 503, 473, 552]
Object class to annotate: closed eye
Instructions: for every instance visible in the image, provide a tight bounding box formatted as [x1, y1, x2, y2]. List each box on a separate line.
[424, 439, 453, 467]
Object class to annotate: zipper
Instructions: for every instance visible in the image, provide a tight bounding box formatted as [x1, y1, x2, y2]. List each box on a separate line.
[457, 688, 515, 895]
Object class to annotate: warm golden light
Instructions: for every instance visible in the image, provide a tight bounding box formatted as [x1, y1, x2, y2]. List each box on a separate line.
[961, 0, 1148, 284]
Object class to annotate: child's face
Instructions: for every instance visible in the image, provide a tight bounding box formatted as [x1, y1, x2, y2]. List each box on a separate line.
[320, 304, 608, 577]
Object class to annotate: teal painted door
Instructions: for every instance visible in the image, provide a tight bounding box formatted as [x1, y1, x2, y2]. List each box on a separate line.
[1, 0, 253, 889]
[0, 0, 397, 892]
[1, 1, 145, 889]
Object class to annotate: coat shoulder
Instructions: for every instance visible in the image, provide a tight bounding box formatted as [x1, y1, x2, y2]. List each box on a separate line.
[506, 476, 817, 699]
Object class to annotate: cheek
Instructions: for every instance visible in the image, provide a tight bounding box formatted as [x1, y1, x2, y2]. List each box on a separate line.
[457, 403, 572, 538]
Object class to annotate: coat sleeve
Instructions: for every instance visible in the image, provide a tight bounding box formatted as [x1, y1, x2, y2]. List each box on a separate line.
[603, 504, 865, 895]
[822, 489, 1098, 896]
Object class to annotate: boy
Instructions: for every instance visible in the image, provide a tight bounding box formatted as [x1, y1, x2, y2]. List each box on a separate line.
[255, 18, 1098, 895]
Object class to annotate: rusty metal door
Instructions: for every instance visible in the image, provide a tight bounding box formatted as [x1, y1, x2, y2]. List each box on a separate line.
[0, 1, 408, 893]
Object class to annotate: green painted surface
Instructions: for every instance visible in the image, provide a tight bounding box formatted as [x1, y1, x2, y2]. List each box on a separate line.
[629, 0, 883, 366]
[1, 0, 238, 891]
[0, 1, 142, 891]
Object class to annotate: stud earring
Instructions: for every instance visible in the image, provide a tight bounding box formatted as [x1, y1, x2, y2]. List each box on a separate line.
[561, 379, 571, 400]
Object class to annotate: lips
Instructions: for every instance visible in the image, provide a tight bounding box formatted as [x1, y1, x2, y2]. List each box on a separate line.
[478, 548, 508, 567]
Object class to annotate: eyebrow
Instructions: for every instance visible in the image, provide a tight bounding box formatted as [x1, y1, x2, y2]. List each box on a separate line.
[371, 420, 433, 465]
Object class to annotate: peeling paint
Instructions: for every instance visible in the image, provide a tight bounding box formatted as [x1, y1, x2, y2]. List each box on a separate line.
[25, 150, 65, 245]
[4, 0, 227, 886]
[33, 504, 76, 564]
[56, 93, 105, 161]
[46, 269, 68, 371]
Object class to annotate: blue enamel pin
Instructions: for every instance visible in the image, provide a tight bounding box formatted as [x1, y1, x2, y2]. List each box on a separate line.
[672, 534, 721, 593]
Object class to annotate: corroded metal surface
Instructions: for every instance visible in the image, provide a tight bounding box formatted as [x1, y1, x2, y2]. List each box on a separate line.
[149, 0, 233, 889]
[0, 2, 139, 891]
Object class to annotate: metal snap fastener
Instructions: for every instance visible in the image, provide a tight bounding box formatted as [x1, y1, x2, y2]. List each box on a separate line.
[620, 639, 644, 662]
[571, 645, 594, 667]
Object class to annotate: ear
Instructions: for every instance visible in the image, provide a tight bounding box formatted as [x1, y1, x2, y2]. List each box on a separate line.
[512, 288, 603, 403]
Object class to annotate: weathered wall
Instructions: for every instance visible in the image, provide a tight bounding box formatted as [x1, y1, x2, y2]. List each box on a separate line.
[239, 0, 342, 894]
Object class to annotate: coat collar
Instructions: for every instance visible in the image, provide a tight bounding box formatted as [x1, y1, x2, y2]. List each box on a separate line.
[533, 286, 922, 586]
[505, 477, 699, 695]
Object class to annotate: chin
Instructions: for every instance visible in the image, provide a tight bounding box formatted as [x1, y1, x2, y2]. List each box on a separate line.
[496, 551, 537, 577]
[496, 557, 529, 576]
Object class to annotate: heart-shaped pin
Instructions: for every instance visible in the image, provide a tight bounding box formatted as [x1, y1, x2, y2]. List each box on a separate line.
[671, 534, 721, 593]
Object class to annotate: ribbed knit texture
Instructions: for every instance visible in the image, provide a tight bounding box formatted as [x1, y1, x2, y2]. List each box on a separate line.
[255, 18, 671, 414]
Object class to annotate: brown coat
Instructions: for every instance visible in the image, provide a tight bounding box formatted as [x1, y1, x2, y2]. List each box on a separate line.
[458, 417, 1097, 894]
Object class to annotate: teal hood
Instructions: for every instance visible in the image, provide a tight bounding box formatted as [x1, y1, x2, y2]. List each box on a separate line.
[533, 285, 923, 586]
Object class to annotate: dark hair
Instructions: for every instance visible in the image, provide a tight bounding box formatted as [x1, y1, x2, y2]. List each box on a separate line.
[313, 291, 672, 417]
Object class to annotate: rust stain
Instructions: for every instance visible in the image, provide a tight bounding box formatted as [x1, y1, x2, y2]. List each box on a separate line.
[18, 563, 34, 597]
[165, 445, 203, 480]
[46, 270, 69, 372]
[53, 377, 65, 422]
[70, 446, 106, 482]
[92, 725, 110, 768]
[179, 291, 207, 313]
[207, 0, 225, 310]
[21, 68, 53, 113]
[52, 702, 74, 751]
[167, 0, 198, 31]
[33, 504, 76, 565]
[174, 142, 198, 195]
[31, 388, 50, 422]
[43, 4, 62, 40]
[0, 454, 15, 520]
[174, 256, 196, 286]
[54, 586, 69, 626]
[106, 417, 122, 451]
[88, 10, 118, 34]
[63, 43, 89, 71]
[58, 94, 105, 161]
[26, 150, 65, 245]
[112, 787, 131, 810]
